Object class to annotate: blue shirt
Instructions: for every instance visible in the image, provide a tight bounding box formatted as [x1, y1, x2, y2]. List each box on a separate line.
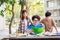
[26, 23, 43, 30]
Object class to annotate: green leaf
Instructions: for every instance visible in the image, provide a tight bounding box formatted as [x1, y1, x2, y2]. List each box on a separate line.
[19, 0, 26, 6]
[0, 10, 4, 16]
[0, 0, 4, 6]
[8, 0, 16, 5]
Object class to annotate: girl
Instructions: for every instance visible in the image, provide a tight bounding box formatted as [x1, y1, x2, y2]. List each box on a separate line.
[18, 10, 32, 34]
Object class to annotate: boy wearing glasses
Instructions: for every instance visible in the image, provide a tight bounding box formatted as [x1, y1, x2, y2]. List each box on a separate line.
[26, 15, 44, 35]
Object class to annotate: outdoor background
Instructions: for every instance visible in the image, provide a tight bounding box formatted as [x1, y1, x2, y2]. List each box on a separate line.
[0, 0, 60, 39]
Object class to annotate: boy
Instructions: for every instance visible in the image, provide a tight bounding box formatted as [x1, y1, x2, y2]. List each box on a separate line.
[40, 11, 58, 33]
[26, 15, 44, 35]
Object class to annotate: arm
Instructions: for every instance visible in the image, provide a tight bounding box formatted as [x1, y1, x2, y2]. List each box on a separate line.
[40, 20, 45, 28]
[26, 30, 33, 33]
[18, 19, 22, 33]
[54, 25, 58, 33]
[52, 19, 58, 32]
[26, 25, 33, 33]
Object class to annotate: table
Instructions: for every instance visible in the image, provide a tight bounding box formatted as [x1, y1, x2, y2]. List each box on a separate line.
[2, 35, 60, 40]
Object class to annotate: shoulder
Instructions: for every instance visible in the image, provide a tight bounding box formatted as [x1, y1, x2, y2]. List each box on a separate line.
[28, 18, 31, 21]
[27, 24, 34, 30]
[18, 18, 22, 21]
[40, 18, 45, 23]
[51, 18, 54, 21]
[18, 18, 22, 23]
[38, 23, 43, 26]
[51, 18, 56, 24]
[41, 18, 46, 21]
[28, 24, 34, 27]
[36, 23, 43, 28]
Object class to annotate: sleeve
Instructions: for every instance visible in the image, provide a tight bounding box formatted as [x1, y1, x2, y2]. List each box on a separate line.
[36, 24, 43, 28]
[18, 19, 22, 33]
[28, 18, 32, 25]
[26, 25, 32, 30]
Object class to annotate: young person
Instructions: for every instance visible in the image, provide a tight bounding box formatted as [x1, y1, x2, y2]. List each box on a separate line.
[26, 15, 44, 35]
[40, 11, 58, 33]
[18, 10, 32, 34]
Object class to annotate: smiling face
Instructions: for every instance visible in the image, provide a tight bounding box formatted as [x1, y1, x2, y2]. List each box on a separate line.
[32, 15, 40, 25]
[33, 18, 39, 25]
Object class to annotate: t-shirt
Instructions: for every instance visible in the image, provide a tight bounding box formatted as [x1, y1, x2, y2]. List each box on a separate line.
[24, 20, 28, 30]
[26, 23, 43, 30]
[26, 23, 44, 34]
[41, 18, 56, 32]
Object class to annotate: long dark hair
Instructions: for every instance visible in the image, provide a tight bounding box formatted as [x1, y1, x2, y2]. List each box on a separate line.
[21, 10, 28, 21]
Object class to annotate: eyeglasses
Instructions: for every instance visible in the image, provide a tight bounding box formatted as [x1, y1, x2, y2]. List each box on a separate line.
[33, 20, 39, 22]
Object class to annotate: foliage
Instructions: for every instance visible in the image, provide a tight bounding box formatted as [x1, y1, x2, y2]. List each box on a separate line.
[29, 0, 44, 17]
[0, 0, 44, 24]
[19, 0, 26, 5]
[0, 10, 4, 16]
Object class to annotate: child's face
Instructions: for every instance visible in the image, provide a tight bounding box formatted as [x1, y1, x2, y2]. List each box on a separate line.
[33, 18, 39, 25]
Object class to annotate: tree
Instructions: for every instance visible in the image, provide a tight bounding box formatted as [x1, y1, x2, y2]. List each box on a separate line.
[8, 0, 15, 34]
[0, 0, 5, 17]
[2, 0, 15, 34]
[19, 0, 26, 17]
[29, 0, 44, 17]
[26, 0, 29, 14]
